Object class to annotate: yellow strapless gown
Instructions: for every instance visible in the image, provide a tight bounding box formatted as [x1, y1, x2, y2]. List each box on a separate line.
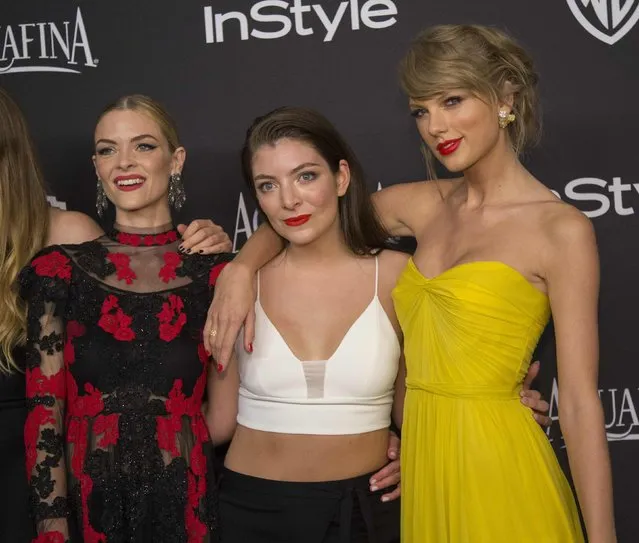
[392, 259, 584, 542]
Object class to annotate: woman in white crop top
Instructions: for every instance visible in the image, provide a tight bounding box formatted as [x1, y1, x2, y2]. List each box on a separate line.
[207, 107, 406, 542]
[206, 107, 550, 543]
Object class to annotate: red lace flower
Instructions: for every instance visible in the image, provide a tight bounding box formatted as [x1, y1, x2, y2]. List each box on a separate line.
[209, 262, 228, 287]
[116, 232, 142, 247]
[157, 294, 187, 342]
[185, 505, 208, 542]
[72, 383, 104, 418]
[191, 416, 210, 443]
[190, 442, 207, 477]
[26, 367, 65, 399]
[101, 295, 119, 314]
[107, 253, 137, 284]
[156, 416, 182, 457]
[159, 252, 182, 283]
[165, 379, 190, 416]
[32, 251, 72, 282]
[117, 230, 177, 247]
[64, 321, 86, 364]
[32, 532, 67, 543]
[98, 297, 136, 341]
[93, 414, 120, 448]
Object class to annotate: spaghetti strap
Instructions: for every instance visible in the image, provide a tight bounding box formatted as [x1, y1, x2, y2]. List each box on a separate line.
[256, 269, 261, 301]
[374, 256, 379, 297]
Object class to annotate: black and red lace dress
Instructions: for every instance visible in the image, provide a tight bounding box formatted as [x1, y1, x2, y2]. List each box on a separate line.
[19, 225, 232, 543]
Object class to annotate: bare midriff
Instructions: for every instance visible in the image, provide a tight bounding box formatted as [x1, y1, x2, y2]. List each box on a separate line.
[224, 425, 389, 481]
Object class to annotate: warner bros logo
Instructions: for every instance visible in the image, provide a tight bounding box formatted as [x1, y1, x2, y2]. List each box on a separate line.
[566, 0, 639, 44]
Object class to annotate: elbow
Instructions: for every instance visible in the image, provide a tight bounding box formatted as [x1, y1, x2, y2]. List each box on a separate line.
[206, 413, 237, 446]
[557, 389, 604, 434]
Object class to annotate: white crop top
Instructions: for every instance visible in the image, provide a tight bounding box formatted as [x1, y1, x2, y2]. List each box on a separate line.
[236, 257, 400, 435]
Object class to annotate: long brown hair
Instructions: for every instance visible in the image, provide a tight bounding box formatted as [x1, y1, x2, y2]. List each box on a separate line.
[241, 107, 389, 255]
[0, 88, 49, 373]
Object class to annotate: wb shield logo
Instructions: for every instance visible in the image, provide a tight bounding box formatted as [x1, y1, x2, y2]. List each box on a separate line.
[566, 0, 639, 44]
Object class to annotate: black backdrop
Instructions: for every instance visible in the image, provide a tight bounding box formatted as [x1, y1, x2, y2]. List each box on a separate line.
[2, 1, 638, 539]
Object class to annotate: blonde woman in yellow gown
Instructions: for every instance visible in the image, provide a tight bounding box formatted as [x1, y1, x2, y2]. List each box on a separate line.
[199, 25, 614, 543]
[372, 25, 615, 543]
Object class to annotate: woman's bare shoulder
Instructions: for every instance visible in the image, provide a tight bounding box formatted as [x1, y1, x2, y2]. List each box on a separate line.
[46, 208, 104, 246]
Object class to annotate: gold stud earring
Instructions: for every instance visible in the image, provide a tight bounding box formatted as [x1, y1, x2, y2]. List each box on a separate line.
[498, 109, 516, 129]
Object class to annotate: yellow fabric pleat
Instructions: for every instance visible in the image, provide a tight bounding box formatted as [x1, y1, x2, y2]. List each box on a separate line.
[392, 259, 584, 543]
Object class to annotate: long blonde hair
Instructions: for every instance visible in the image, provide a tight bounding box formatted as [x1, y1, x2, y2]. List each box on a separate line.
[0, 88, 49, 373]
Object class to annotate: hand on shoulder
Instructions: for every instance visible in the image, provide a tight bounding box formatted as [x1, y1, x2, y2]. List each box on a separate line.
[46, 208, 104, 246]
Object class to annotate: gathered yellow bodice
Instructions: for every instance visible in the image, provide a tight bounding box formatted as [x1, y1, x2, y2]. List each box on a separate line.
[392, 259, 551, 400]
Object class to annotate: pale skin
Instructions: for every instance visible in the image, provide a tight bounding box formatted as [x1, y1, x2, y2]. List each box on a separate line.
[205, 89, 615, 540]
[208, 138, 406, 500]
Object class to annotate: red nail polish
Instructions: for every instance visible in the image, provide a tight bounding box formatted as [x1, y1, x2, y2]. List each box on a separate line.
[248, 343, 253, 353]
[216, 363, 223, 373]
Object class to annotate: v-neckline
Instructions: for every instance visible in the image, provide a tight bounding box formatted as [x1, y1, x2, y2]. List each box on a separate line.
[256, 298, 378, 363]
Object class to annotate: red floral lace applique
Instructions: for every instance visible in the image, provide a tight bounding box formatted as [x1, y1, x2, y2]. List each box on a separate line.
[107, 253, 137, 284]
[157, 294, 187, 341]
[64, 321, 86, 364]
[66, 377, 108, 543]
[116, 230, 178, 247]
[115, 232, 142, 247]
[32, 251, 72, 282]
[159, 252, 182, 283]
[93, 413, 120, 448]
[157, 379, 192, 457]
[26, 367, 65, 400]
[32, 532, 67, 543]
[98, 295, 136, 341]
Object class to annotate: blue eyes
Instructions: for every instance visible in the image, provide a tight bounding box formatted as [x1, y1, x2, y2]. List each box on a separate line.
[299, 172, 317, 182]
[256, 171, 317, 193]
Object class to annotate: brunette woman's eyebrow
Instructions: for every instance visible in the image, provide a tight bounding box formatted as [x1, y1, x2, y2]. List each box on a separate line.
[290, 162, 320, 174]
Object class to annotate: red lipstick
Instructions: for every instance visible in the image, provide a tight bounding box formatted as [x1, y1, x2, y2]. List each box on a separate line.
[284, 214, 311, 227]
[114, 174, 145, 192]
[436, 138, 462, 156]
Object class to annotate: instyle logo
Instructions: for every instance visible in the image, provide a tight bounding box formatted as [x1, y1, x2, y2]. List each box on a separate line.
[566, 0, 639, 45]
[204, 0, 398, 44]
[553, 177, 639, 218]
[0, 7, 97, 74]
[546, 378, 639, 445]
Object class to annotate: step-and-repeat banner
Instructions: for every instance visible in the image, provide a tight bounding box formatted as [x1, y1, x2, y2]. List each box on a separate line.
[2, 1, 637, 539]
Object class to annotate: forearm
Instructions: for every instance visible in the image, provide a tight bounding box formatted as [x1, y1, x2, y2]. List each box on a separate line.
[234, 223, 284, 272]
[560, 398, 616, 542]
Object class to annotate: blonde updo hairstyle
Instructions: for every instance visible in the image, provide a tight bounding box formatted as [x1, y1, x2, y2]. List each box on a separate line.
[399, 24, 541, 178]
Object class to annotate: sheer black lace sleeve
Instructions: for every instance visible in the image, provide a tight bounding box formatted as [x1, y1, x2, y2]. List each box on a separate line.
[20, 246, 72, 542]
